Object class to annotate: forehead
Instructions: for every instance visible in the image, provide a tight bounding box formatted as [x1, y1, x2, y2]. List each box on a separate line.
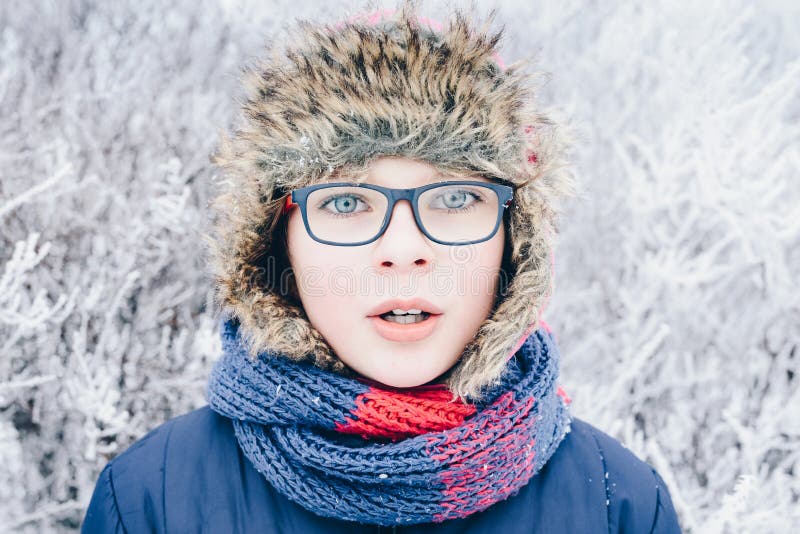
[333, 156, 493, 187]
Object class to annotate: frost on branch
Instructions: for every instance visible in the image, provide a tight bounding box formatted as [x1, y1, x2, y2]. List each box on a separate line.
[1, 1, 798, 532]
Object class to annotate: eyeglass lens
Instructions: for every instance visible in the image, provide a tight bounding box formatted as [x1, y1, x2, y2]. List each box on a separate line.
[304, 183, 501, 244]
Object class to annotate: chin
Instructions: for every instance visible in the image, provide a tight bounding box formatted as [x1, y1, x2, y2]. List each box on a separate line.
[369, 369, 446, 389]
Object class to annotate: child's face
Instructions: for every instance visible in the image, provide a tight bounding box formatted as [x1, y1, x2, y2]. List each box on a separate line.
[286, 156, 505, 388]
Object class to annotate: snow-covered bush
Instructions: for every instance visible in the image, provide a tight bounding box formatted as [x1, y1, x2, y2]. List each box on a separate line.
[1, 0, 797, 531]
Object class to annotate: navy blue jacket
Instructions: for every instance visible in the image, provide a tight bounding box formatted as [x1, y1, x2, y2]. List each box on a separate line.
[81, 406, 681, 533]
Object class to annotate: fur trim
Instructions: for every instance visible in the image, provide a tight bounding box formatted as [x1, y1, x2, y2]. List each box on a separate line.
[205, 1, 577, 402]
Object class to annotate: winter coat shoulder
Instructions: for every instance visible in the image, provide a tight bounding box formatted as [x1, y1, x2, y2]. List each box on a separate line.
[81, 405, 682, 533]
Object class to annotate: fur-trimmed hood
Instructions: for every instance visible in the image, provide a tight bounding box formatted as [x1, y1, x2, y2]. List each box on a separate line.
[204, 1, 576, 402]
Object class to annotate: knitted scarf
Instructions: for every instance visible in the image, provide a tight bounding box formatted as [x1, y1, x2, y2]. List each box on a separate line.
[206, 316, 572, 527]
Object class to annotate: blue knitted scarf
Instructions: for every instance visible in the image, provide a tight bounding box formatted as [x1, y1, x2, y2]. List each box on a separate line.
[206, 316, 571, 527]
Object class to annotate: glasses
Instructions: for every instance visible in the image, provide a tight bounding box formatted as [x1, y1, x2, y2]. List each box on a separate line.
[283, 180, 513, 246]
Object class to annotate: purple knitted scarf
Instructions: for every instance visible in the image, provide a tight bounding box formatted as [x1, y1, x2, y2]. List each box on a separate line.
[206, 316, 571, 527]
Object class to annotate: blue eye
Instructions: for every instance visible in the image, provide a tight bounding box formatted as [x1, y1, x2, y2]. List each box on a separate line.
[318, 194, 370, 217]
[430, 189, 484, 211]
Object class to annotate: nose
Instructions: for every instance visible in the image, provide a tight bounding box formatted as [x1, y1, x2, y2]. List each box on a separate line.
[372, 199, 435, 272]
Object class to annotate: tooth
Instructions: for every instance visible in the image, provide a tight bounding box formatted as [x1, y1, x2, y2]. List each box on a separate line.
[384, 314, 425, 324]
[390, 308, 423, 315]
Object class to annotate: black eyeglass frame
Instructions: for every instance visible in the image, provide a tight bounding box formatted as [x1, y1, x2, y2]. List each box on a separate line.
[288, 180, 514, 246]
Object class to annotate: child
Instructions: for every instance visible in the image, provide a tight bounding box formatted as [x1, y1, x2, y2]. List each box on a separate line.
[82, 2, 681, 532]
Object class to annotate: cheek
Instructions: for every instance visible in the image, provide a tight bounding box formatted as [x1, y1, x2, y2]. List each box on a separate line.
[488, 224, 506, 268]
[285, 212, 362, 315]
[286, 211, 329, 273]
[285, 211, 306, 265]
[440, 237, 504, 317]
[466, 227, 505, 289]
[286, 212, 323, 300]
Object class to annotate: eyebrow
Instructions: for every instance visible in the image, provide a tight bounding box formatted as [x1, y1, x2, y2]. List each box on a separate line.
[432, 170, 455, 181]
[335, 167, 481, 185]
[433, 169, 482, 181]
[435, 170, 491, 184]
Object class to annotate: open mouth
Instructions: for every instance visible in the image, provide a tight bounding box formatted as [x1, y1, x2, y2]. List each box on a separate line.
[369, 307, 442, 342]
[378, 311, 433, 325]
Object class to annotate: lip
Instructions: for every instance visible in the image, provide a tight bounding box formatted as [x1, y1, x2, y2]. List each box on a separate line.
[366, 298, 444, 317]
[369, 313, 442, 343]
